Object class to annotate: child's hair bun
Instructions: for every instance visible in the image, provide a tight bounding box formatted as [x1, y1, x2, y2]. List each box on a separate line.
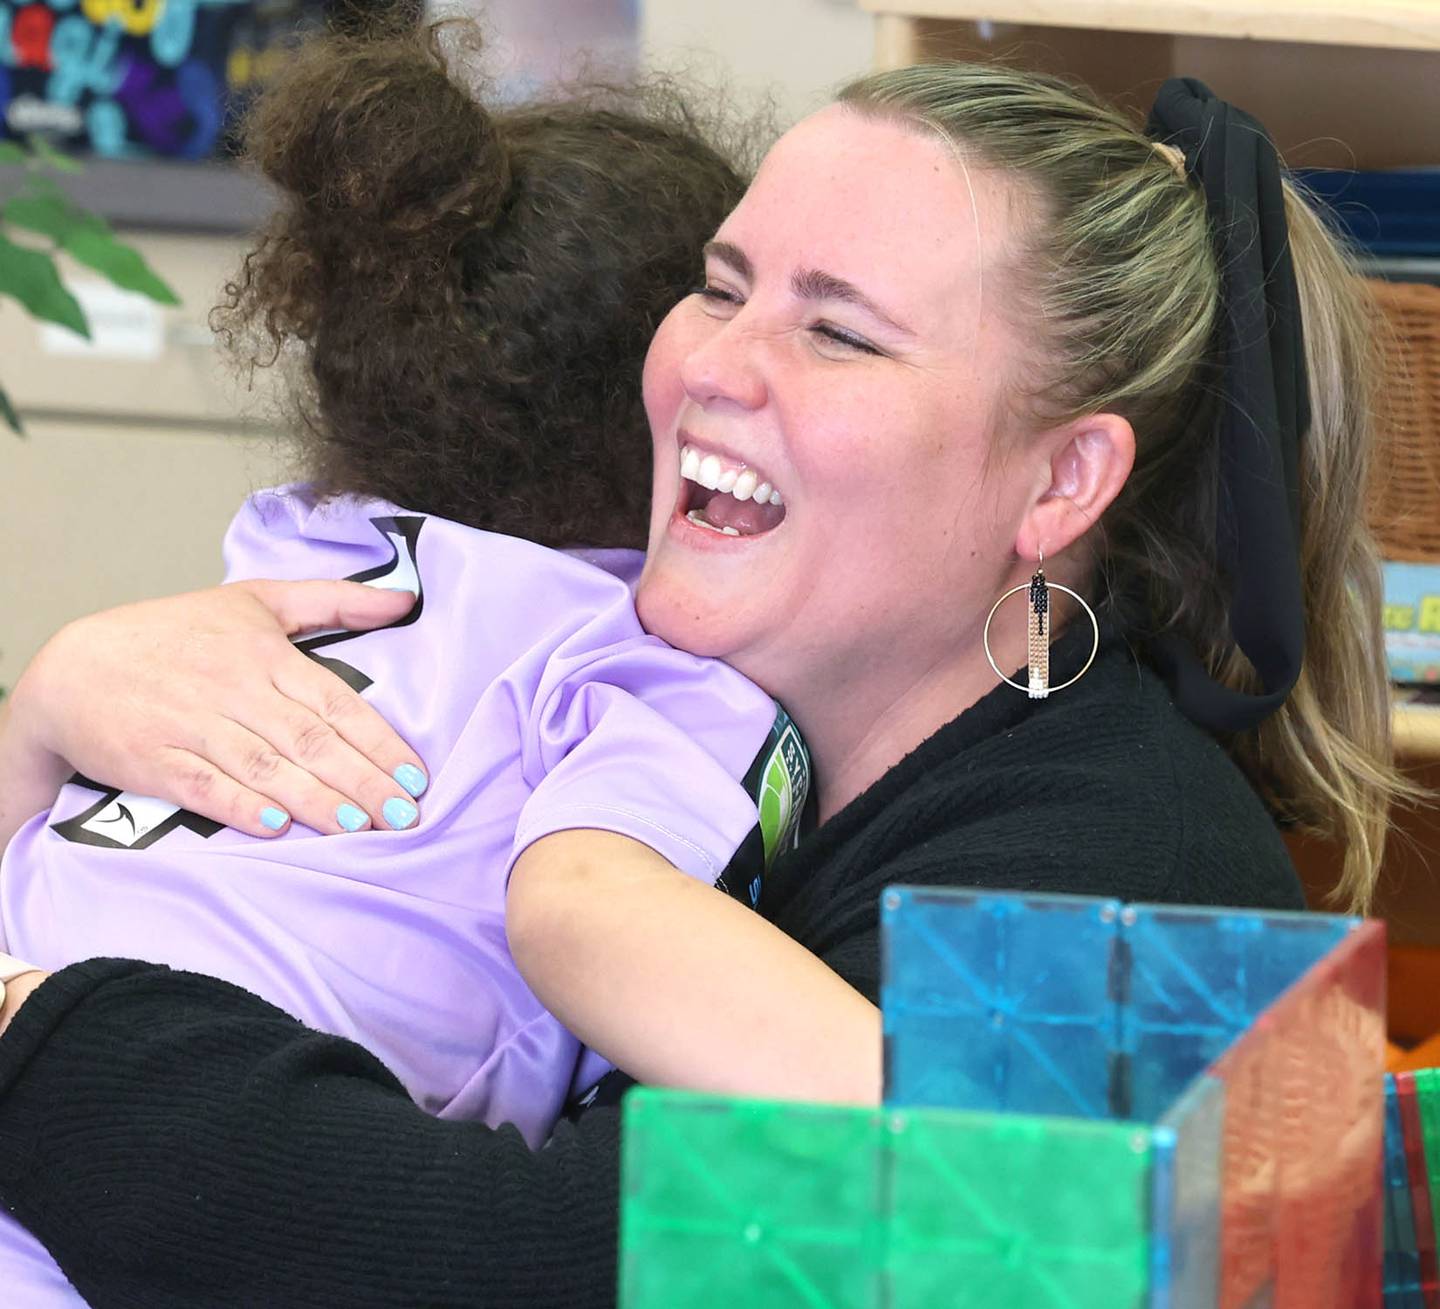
[244, 21, 508, 259]
[218, 18, 752, 550]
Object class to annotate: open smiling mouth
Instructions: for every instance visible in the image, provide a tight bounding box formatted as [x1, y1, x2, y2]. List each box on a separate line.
[676, 443, 788, 538]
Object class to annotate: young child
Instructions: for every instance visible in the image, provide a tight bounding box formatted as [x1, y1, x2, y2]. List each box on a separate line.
[0, 23, 878, 1156]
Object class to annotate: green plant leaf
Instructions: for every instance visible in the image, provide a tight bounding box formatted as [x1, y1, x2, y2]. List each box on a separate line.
[63, 226, 179, 305]
[24, 172, 63, 198]
[24, 135, 82, 174]
[3, 191, 83, 244]
[0, 143, 27, 167]
[0, 382, 22, 436]
[0, 232, 88, 336]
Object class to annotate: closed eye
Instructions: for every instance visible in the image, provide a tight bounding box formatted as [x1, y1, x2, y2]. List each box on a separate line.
[696, 286, 883, 357]
[811, 324, 882, 356]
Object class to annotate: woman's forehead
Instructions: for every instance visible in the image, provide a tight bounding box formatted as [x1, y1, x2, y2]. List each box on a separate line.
[717, 104, 1012, 339]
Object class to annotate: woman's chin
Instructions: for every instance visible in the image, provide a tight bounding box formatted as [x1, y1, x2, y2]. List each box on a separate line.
[635, 569, 748, 661]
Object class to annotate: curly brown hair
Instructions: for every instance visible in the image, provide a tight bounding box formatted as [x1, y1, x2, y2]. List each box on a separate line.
[214, 18, 751, 549]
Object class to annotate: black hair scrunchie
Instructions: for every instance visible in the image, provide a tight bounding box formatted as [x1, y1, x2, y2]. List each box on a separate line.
[1146, 78, 1310, 733]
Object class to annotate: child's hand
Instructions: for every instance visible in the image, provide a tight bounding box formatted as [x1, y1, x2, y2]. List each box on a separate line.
[11, 580, 429, 838]
[0, 953, 47, 1039]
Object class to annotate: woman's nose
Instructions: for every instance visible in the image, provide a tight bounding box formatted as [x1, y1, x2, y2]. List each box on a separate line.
[679, 318, 768, 413]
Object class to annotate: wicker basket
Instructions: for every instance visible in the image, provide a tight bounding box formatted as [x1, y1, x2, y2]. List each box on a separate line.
[1366, 278, 1440, 563]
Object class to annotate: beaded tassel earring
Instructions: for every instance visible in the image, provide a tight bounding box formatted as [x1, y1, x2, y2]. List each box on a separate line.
[1027, 563, 1050, 698]
[983, 549, 1099, 700]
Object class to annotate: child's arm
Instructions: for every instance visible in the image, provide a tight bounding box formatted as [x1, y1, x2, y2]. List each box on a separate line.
[506, 828, 881, 1106]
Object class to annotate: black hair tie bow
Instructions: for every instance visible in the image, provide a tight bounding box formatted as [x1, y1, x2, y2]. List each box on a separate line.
[1146, 78, 1310, 733]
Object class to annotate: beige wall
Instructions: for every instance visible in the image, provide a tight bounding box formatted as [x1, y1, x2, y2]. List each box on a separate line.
[0, 231, 292, 688]
[0, 418, 285, 690]
[639, 0, 874, 127]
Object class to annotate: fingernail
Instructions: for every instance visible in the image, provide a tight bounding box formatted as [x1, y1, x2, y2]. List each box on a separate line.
[381, 586, 418, 596]
[260, 806, 289, 832]
[393, 763, 428, 798]
[383, 797, 418, 830]
[336, 803, 368, 833]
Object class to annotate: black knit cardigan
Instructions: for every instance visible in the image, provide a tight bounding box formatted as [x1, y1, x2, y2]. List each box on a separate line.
[0, 633, 1302, 1307]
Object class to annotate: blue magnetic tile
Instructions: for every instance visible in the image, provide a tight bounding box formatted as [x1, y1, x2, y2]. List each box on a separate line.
[1387, 1076, 1426, 1307]
[1149, 1074, 1223, 1309]
[1391, 1078, 1421, 1255]
[882, 889, 1121, 1117]
[1121, 905, 1354, 1121]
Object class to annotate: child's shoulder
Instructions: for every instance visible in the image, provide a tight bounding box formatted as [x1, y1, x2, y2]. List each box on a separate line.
[225, 486, 644, 606]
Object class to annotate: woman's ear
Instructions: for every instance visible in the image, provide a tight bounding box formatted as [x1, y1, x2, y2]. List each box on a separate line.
[1016, 413, 1135, 560]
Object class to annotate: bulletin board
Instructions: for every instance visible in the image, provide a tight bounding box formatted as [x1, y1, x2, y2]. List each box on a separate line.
[0, 0, 327, 161]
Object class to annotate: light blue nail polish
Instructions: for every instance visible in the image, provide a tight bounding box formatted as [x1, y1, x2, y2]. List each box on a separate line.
[260, 806, 289, 831]
[383, 797, 418, 831]
[393, 763, 428, 798]
[336, 804, 368, 833]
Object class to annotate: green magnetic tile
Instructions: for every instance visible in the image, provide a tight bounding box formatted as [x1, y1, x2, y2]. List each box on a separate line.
[621, 1089, 1155, 1309]
[1418, 1070, 1440, 1254]
[885, 1110, 1153, 1309]
[621, 1090, 884, 1309]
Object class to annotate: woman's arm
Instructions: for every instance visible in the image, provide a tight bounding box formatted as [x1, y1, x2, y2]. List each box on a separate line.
[0, 581, 428, 845]
[507, 829, 882, 1106]
[0, 698, 71, 852]
[0, 960, 625, 1309]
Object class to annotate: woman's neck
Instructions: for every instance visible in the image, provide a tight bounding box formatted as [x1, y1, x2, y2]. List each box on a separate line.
[776, 601, 1089, 822]
[781, 650, 1003, 825]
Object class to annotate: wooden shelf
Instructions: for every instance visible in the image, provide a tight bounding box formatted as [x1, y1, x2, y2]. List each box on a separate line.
[861, 0, 1440, 52]
[1397, 700, 1440, 762]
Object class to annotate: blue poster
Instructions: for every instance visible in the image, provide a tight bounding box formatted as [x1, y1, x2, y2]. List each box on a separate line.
[0, 0, 326, 159]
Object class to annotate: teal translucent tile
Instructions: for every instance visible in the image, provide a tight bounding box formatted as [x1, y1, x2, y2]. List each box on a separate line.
[885, 1108, 1152, 1308]
[1121, 904, 1354, 1121]
[653, 891, 1381, 1309]
[620, 1092, 883, 1309]
[1388, 1075, 1426, 1307]
[882, 888, 1121, 1118]
[1148, 1073, 1223, 1308]
[620, 1090, 1153, 1309]
[882, 890, 1360, 1125]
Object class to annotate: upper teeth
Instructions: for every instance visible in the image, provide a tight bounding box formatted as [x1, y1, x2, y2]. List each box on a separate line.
[680, 445, 782, 506]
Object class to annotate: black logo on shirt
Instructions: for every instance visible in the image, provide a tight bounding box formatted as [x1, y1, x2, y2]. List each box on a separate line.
[51, 515, 425, 849]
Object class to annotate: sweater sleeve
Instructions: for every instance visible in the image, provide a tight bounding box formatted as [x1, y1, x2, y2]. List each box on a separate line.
[0, 960, 622, 1309]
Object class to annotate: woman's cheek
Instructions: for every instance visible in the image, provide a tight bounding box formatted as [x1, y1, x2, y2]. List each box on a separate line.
[644, 298, 719, 426]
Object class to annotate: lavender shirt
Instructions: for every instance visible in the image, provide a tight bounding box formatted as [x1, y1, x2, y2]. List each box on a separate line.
[0, 489, 810, 1306]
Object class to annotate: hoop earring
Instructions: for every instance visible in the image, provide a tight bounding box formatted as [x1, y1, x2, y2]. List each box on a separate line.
[983, 550, 1100, 699]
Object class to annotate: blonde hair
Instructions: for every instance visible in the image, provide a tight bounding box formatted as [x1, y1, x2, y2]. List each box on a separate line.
[839, 64, 1413, 913]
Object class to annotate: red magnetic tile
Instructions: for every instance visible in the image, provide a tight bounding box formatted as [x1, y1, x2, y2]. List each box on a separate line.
[1209, 922, 1386, 1309]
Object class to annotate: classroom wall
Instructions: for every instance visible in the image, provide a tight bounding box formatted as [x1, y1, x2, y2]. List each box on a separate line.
[0, 231, 293, 691]
[639, 0, 873, 128]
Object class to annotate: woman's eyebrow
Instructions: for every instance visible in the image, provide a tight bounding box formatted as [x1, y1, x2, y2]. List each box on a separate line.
[703, 240, 752, 279]
[792, 267, 914, 338]
[703, 240, 914, 338]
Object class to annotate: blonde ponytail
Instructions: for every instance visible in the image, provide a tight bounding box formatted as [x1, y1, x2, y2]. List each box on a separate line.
[840, 65, 1417, 912]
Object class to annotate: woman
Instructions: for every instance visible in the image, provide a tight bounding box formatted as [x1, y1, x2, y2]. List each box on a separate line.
[0, 64, 1405, 1307]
